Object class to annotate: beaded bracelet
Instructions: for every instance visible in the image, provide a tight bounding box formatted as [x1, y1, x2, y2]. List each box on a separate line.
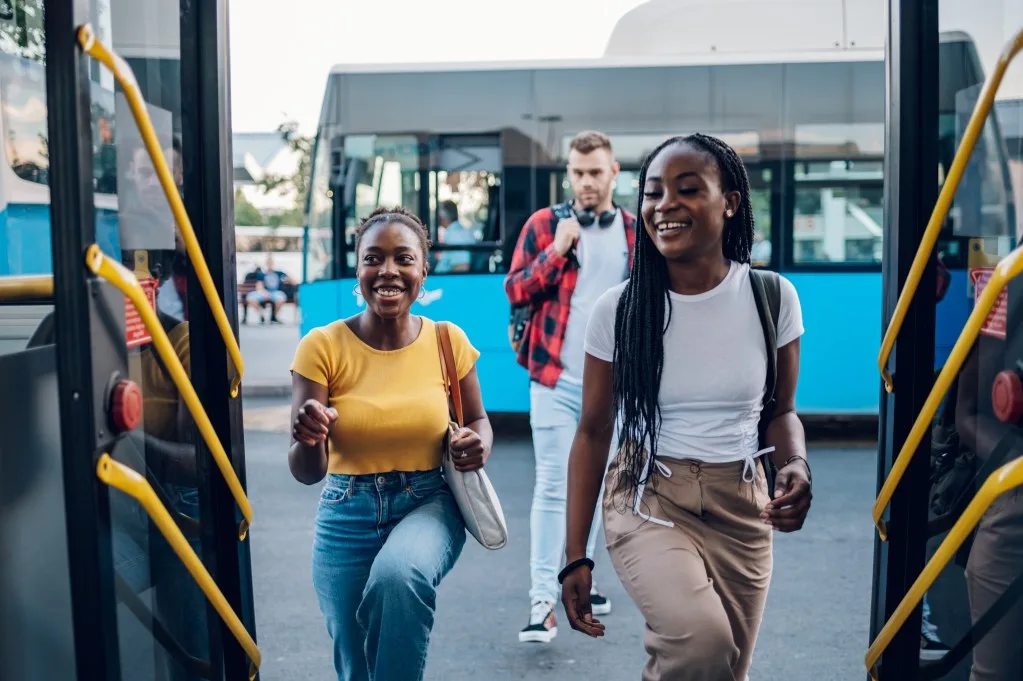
[558, 557, 595, 584]
[782, 454, 812, 488]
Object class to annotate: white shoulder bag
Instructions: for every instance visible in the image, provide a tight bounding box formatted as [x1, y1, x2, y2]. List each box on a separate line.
[435, 322, 508, 550]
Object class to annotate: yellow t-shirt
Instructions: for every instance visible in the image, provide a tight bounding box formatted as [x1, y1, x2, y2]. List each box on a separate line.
[139, 321, 191, 443]
[290, 316, 480, 475]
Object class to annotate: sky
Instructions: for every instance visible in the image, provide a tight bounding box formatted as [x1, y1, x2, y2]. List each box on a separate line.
[227, 0, 648, 135]
[226, 0, 1023, 137]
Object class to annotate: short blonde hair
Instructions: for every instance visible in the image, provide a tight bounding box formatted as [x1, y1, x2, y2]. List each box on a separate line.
[568, 130, 613, 155]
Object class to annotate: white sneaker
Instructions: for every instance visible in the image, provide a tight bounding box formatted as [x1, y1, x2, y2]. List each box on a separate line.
[518, 600, 557, 643]
[589, 583, 612, 616]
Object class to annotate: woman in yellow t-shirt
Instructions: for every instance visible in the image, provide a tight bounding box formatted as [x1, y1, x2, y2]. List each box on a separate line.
[289, 206, 492, 681]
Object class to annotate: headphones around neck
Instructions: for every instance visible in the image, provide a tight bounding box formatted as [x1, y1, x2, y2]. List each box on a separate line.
[558, 200, 618, 229]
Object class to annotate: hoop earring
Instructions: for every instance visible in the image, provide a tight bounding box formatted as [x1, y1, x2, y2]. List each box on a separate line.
[352, 284, 360, 296]
[417, 289, 426, 300]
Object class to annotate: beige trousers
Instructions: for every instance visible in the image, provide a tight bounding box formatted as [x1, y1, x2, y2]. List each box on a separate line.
[603, 454, 774, 681]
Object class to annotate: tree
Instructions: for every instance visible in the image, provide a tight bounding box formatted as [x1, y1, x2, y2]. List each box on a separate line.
[0, 0, 45, 63]
[234, 189, 265, 226]
[256, 119, 313, 210]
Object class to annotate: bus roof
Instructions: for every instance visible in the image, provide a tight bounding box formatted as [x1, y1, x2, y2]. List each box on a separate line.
[327, 49, 885, 77]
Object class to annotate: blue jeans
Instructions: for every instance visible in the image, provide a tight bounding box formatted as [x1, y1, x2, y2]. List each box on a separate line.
[529, 378, 603, 604]
[312, 469, 466, 681]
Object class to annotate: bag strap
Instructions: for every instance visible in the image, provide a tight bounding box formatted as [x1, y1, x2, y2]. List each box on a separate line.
[749, 268, 781, 427]
[749, 268, 782, 497]
[435, 321, 464, 426]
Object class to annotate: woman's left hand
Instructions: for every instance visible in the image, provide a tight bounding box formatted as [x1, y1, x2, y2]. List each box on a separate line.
[761, 458, 812, 532]
[450, 427, 489, 472]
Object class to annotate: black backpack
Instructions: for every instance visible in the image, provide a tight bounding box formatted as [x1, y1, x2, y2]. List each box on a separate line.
[749, 268, 783, 499]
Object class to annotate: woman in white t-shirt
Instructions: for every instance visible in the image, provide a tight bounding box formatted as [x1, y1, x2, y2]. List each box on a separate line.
[558, 133, 812, 681]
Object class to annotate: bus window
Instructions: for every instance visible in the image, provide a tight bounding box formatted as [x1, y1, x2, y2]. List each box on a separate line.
[342, 133, 421, 272]
[792, 160, 884, 265]
[429, 134, 501, 275]
[749, 167, 774, 267]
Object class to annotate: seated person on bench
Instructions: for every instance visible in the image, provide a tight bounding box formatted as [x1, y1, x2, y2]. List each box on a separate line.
[245, 254, 291, 324]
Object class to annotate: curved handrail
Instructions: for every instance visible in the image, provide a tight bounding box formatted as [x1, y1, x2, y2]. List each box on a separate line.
[0, 275, 53, 302]
[877, 26, 1023, 393]
[86, 245, 253, 539]
[873, 243, 1023, 539]
[76, 23, 244, 398]
[866, 453, 1023, 679]
[97, 454, 260, 680]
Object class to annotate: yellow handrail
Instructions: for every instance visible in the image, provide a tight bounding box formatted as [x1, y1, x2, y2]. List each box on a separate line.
[866, 454, 1023, 680]
[873, 243, 1023, 539]
[877, 26, 1023, 393]
[0, 275, 53, 302]
[97, 454, 260, 680]
[76, 23, 244, 398]
[86, 245, 252, 539]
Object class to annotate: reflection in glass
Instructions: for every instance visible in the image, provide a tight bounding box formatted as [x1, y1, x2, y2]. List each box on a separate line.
[98, 1, 210, 679]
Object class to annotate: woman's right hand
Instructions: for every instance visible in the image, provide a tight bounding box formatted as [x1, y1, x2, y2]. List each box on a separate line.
[561, 564, 605, 638]
[292, 399, 338, 446]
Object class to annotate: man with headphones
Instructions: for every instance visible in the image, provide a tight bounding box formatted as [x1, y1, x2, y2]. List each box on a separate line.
[505, 130, 636, 644]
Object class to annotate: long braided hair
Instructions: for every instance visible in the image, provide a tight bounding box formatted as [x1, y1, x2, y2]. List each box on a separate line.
[609, 133, 756, 507]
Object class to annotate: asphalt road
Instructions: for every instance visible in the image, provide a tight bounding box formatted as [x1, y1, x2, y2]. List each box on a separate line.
[243, 404, 877, 681]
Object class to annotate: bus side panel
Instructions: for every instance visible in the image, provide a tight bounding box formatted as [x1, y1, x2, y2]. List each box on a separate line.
[0, 205, 120, 276]
[298, 279, 347, 338]
[298, 274, 532, 413]
[935, 268, 971, 369]
[785, 272, 882, 415]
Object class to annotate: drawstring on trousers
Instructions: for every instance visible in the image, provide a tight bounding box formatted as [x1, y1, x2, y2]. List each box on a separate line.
[633, 447, 777, 527]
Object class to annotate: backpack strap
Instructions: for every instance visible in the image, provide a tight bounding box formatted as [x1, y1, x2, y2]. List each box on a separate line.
[749, 267, 782, 496]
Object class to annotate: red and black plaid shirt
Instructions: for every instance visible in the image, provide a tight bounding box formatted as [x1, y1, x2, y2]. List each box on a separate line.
[504, 206, 636, 388]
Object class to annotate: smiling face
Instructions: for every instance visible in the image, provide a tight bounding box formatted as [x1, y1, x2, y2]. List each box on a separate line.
[356, 221, 428, 319]
[640, 142, 740, 264]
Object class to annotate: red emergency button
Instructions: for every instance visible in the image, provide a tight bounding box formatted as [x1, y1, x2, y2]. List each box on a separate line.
[992, 370, 1023, 424]
[110, 379, 143, 432]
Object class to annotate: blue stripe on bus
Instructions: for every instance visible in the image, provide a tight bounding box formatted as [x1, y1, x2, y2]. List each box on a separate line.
[298, 268, 974, 416]
[0, 204, 122, 275]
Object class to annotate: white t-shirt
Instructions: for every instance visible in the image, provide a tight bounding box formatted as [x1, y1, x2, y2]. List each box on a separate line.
[559, 210, 631, 385]
[584, 260, 804, 465]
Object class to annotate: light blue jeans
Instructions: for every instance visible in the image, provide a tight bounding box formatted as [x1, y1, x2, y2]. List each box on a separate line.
[311, 469, 465, 681]
[529, 378, 604, 604]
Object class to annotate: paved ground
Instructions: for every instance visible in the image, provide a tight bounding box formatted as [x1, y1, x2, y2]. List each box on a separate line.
[242, 401, 877, 681]
[238, 306, 300, 396]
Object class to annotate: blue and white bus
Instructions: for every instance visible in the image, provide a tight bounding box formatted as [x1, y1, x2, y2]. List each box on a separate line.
[298, 26, 1017, 417]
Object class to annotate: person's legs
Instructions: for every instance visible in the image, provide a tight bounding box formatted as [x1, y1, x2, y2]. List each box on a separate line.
[151, 485, 209, 681]
[357, 471, 465, 681]
[311, 475, 384, 681]
[245, 290, 269, 323]
[270, 290, 287, 322]
[522, 379, 587, 642]
[696, 461, 774, 681]
[603, 462, 739, 681]
[965, 492, 1023, 681]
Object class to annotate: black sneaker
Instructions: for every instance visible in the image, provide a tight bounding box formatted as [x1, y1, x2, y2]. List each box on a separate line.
[590, 586, 612, 616]
[519, 600, 557, 643]
[921, 634, 950, 661]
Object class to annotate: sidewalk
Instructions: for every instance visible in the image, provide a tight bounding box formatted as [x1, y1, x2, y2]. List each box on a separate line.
[239, 304, 300, 398]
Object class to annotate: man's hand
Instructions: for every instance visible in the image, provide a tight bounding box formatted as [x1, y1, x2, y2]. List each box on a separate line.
[553, 217, 581, 257]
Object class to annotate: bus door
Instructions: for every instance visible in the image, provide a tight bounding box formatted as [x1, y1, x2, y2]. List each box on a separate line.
[871, 2, 1023, 679]
[0, 1, 258, 680]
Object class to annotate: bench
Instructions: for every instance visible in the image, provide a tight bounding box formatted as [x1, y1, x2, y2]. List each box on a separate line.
[238, 280, 298, 324]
